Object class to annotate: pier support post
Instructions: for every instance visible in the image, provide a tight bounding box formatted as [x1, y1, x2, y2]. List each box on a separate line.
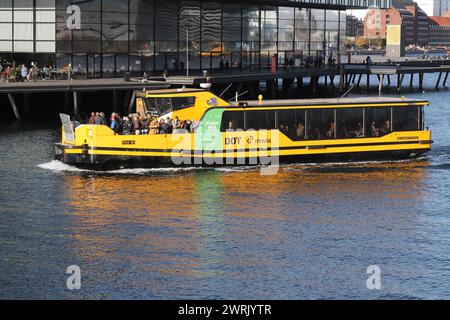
[419, 73, 424, 92]
[366, 74, 370, 93]
[410, 74, 414, 87]
[339, 65, 345, 93]
[330, 76, 335, 88]
[128, 90, 137, 114]
[378, 74, 384, 96]
[397, 74, 405, 92]
[7, 93, 21, 121]
[387, 75, 391, 86]
[436, 72, 443, 89]
[357, 74, 362, 88]
[73, 91, 79, 115]
[443, 72, 449, 87]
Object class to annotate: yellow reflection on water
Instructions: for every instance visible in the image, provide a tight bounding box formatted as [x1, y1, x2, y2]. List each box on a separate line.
[59, 160, 429, 280]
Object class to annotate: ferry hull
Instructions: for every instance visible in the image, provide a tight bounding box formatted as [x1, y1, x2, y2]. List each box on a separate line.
[57, 145, 429, 171]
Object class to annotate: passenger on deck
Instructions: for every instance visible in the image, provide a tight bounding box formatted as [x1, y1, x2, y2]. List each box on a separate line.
[149, 117, 159, 134]
[141, 115, 150, 135]
[166, 117, 173, 134]
[110, 114, 120, 133]
[89, 112, 95, 124]
[296, 122, 305, 139]
[279, 124, 289, 135]
[173, 116, 181, 130]
[326, 122, 336, 139]
[380, 120, 391, 135]
[94, 112, 102, 125]
[370, 122, 380, 137]
[132, 115, 141, 135]
[353, 122, 364, 138]
[122, 117, 133, 135]
[158, 118, 169, 134]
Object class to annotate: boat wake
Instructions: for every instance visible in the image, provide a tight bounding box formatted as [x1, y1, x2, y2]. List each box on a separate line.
[37, 158, 434, 176]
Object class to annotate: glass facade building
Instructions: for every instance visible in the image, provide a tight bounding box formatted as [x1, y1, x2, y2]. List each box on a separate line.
[0, 0, 391, 77]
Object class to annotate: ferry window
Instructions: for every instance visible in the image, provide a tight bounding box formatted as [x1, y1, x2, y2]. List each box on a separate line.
[277, 110, 306, 140]
[307, 109, 336, 140]
[336, 108, 364, 139]
[172, 97, 196, 111]
[393, 106, 419, 131]
[221, 111, 244, 131]
[365, 107, 392, 138]
[155, 97, 172, 115]
[246, 111, 276, 130]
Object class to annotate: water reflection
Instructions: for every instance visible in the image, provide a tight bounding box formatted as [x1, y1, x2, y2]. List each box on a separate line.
[57, 161, 429, 298]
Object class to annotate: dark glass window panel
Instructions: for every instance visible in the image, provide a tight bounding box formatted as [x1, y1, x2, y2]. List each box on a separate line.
[77, 11, 101, 24]
[116, 53, 129, 74]
[102, 23, 129, 41]
[336, 108, 364, 139]
[246, 111, 276, 131]
[102, 0, 128, 13]
[102, 12, 129, 25]
[73, 40, 100, 53]
[130, 13, 154, 25]
[202, 1, 221, 43]
[129, 40, 154, 53]
[56, 53, 72, 71]
[56, 40, 71, 53]
[393, 107, 419, 131]
[102, 40, 128, 53]
[102, 54, 115, 77]
[130, 25, 154, 41]
[155, 41, 177, 52]
[223, 3, 241, 42]
[72, 54, 87, 75]
[56, 0, 71, 10]
[130, 0, 153, 14]
[307, 109, 335, 140]
[155, 1, 177, 41]
[72, 0, 101, 12]
[179, 2, 201, 43]
[56, 22, 71, 41]
[365, 107, 392, 137]
[221, 111, 244, 132]
[73, 25, 101, 40]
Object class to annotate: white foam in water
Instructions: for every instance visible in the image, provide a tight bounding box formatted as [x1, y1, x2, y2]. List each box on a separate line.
[38, 160, 91, 172]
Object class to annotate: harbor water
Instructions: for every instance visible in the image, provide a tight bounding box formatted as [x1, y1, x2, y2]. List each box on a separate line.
[1, 75, 450, 299]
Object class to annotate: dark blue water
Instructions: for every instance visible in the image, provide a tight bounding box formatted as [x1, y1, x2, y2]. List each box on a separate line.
[1, 75, 450, 299]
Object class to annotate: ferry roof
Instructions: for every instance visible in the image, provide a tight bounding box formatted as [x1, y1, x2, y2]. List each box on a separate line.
[138, 88, 204, 95]
[230, 96, 429, 107]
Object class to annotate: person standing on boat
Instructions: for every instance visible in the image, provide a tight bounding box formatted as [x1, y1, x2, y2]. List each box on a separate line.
[110, 114, 120, 134]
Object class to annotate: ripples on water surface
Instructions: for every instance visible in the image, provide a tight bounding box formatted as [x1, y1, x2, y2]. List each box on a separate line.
[1, 77, 450, 299]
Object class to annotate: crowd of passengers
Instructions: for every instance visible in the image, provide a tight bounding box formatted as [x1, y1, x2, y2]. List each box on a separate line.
[279, 120, 392, 140]
[87, 112, 198, 135]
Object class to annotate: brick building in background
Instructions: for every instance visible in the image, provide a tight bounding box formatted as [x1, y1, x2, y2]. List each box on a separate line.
[346, 15, 364, 37]
[364, 1, 429, 47]
[428, 16, 450, 47]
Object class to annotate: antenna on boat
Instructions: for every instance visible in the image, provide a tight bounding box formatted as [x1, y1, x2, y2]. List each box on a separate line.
[337, 84, 355, 102]
[219, 83, 234, 98]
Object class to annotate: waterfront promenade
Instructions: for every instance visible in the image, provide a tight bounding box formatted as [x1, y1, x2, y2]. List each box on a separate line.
[2, 61, 450, 120]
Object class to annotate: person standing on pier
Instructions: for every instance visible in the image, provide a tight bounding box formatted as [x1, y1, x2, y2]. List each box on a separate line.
[67, 64, 73, 81]
[31, 65, 39, 82]
[20, 65, 28, 82]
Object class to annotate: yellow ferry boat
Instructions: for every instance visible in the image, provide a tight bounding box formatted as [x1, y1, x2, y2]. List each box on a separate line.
[55, 88, 432, 170]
